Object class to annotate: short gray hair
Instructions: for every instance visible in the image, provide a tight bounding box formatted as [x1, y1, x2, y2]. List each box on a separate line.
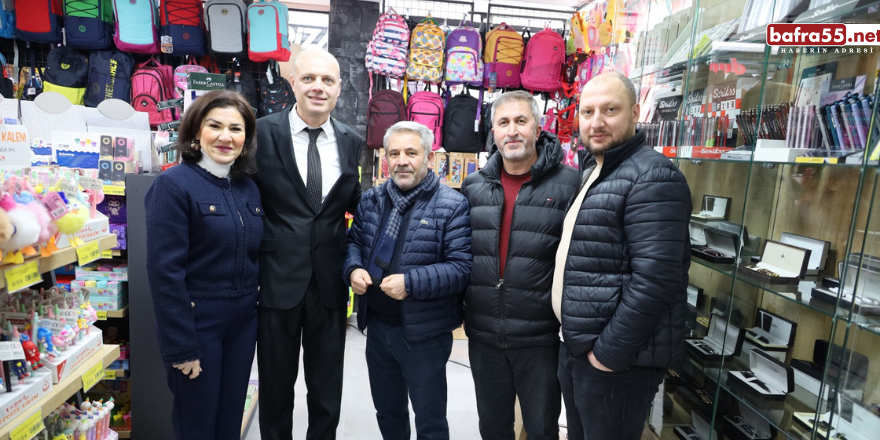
[383, 121, 434, 153]
[491, 91, 540, 124]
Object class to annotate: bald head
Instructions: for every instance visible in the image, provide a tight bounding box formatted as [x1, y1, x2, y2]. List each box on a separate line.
[583, 72, 637, 107]
[293, 48, 340, 77]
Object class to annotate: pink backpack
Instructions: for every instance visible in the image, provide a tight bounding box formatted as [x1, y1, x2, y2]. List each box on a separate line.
[174, 60, 209, 98]
[521, 28, 565, 93]
[131, 58, 176, 127]
[365, 8, 409, 80]
[407, 91, 444, 151]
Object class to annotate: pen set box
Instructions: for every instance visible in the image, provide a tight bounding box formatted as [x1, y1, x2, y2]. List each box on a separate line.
[674, 411, 718, 440]
[685, 314, 744, 362]
[811, 254, 880, 314]
[737, 240, 811, 285]
[692, 227, 739, 264]
[722, 402, 775, 440]
[727, 348, 794, 402]
[791, 340, 868, 411]
[691, 195, 731, 220]
[779, 232, 830, 276]
[742, 308, 797, 361]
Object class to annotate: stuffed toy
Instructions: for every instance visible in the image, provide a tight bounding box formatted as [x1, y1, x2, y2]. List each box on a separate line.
[54, 194, 91, 248]
[0, 193, 41, 264]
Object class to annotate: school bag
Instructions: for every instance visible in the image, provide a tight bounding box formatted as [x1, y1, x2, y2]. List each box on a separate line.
[204, 0, 247, 57]
[160, 0, 207, 57]
[14, 0, 63, 44]
[42, 46, 89, 105]
[247, 0, 290, 62]
[64, 0, 114, 49]
[22, 51, 43, 102]
[365, 8, 409, 81]
[173, 59, 208, 99]
[226, 64, 258, 112]
[406, 16, 445, 84]
[131, 58, 176, 127]
[366, 89, 406, 149]
[444, 20, 483, 87]
[407, 91, 444, 151]
[483, 23, 523, 90]
[113, 0, 160, 54]
[259, 63, 295, 118]
[0, 0, 15, 39]
[443, 93, 482, 153]
[520, 28, 565, 93]
[85, 49, 135, 107]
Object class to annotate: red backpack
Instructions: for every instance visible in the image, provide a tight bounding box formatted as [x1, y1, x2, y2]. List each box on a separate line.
[407, 91, 444, 151]
[14, 0, 63, 43]
[131, 58, 176, 128]
[160, 0, 207, 56]
[520, 28, 566, 93]
[366, 90, 406, 149]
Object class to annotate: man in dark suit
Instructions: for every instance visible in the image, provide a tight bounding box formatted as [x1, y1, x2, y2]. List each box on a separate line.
[254, 48, 364, 440]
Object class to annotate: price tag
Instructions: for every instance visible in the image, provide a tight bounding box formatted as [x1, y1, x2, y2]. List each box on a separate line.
[10, 410, 44, 440]
[103, 185, 125, 196]
[82, 361, 105, 392]
[96, 311, 108, 321]
[76, 240, 101, 266]
[104, 370, 117, 380]
[42, 192, 69, 221]
[101, 250, 114, 259]
[0, 341, 25, 361]
[5, 261, 42, 293]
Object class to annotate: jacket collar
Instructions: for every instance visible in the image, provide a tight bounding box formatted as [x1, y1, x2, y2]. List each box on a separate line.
[377, 170, 440, 203]
[481, 131, 564, 184]
[183, 161, 231, 187]
[581, 129, 647, 174]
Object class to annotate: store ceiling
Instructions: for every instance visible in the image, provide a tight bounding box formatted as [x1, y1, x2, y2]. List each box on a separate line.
[281, 0, 587, 12]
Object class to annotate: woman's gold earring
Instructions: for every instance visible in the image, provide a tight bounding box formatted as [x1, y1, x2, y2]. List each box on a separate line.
[191, 139, 200, 150]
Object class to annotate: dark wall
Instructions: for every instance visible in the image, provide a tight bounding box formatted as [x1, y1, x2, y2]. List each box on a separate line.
[329, 0, 379, 189]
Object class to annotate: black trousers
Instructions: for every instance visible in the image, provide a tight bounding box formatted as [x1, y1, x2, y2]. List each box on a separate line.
[258, 275, 347, 440]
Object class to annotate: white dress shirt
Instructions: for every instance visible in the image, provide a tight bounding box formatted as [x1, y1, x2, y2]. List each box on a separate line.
[289, 105, 342, 204]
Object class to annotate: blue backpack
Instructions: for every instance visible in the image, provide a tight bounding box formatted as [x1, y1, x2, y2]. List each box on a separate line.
[64, 0, 114, 49]
[85, 50, 135, 107]
[0, 1, 14, 39]
[247, 0, 290, 62]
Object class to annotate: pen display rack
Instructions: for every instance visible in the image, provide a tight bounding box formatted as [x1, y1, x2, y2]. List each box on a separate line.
[623, 0, 880, 438]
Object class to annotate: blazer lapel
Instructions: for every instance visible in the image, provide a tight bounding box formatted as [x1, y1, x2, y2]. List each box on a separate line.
[271, 108, 310, 206]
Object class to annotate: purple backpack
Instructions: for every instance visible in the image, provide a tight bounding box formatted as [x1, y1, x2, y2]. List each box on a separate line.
[520, 28, 565, 93]
[407, 91, 444, 151]
[444, 22, 483, 87]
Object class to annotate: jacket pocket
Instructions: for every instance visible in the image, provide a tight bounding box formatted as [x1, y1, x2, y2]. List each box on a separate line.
[197, 202, 227, 216]
[247, 203, 264, 217]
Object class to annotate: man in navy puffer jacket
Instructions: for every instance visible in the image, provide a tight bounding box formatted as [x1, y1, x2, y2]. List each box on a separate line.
[344, 121, 472, 440]
[552, 73, 692, 440]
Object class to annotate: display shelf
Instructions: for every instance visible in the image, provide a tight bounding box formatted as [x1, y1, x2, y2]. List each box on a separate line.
[713, 373, 818, 440]
[105, 306, 129, 319]
[0, 344, 120, 440]
[0, 234, 118, 290]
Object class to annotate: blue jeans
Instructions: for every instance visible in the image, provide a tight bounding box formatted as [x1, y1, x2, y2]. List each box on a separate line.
[558, 342, 664, 440]
[469, 339, 561, 440]
[366, 318, 453, 440]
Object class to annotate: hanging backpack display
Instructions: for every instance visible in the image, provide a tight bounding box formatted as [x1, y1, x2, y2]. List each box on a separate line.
[131, 57, 176, 127]
[113, 0, 159, 54]
[259, 63, 295, 118]
[174, 59, 208, 99]
[365, 8, 409, 81]
[204, 0, 247, 57]
[0, 0, 15, 39]
[520, 28, 565, 93]
[226, 64, 258, 112]
[43, 46, 89, 105]
[443, 93, 482, 153]
[64, 0, 114, 49]
[407, 91, 444, 151]
[444, 19, 483, 87]
[247, 0, 290, 62]
[85, 49, 135, 107]
[483, 23, 524, 90]
[366, 89, 406, 149]
[14, 0, 63, 44]
[160, 0, 207, 57]
[406, 16, 445, 84]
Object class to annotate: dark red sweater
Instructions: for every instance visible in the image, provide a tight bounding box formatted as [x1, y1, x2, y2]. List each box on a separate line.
[499, 169, 531, 277]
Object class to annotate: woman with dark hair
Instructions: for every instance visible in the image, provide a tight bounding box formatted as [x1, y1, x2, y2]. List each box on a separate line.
[145, 90, 262, 440]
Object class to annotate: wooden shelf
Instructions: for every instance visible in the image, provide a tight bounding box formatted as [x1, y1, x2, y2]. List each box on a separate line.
[0, 344, 121, 440]
[0, 234, 119, 290]
[105, 306, 129, 319]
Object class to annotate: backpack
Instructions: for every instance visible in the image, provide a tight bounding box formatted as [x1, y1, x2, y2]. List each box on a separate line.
[85, 49, 135, 107]
[0, 1, 15, 39]
[366, 89, 405, 149]
[247, 0, 290, 62]
[405, 17, 445, 84]
[173, 59, 208, 99]
[131, 58, 176, 127]
[259, 63, 295, 117]
[365, 8, 409, 81]
[443, 93, 482, 153]
[42, 46, 89, 105]
[160, 0, 206, 57]
[22, 51, 43, 102]
[226, 64, 258, 112]
[521, 28, 565, 93]
[444, 21, 483, 87]
[113, 0, 160, 54]
[64, 0, 114, 50]
[407, 91, 444, 150]
[204, 0, 247, 57]
[483, 23, 523, 90]
[14, 0, 63, 43]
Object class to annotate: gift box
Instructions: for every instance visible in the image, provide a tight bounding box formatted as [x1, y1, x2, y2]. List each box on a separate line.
[727, 348, 794, 402]
[71, 279, 127, 297]
[722, 403, 775, 440]
[737, 240, 811, 285]
[110, 223, 127, 250]
[690, 195, 731, 220]
[75, 262, 129, 281]
[780, 232, 830, 276]
[90, 294, 128, 311]
[685, 313, 744, 361]
[742, 308, 796, 361]
[811, 253, 880, 315]
[691, 227, 739, 264]
[674, 410, 718, 440]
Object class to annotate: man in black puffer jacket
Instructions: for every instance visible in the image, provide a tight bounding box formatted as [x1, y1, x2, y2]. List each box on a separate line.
[462, 91, 579, 440]
[552, 73, 691, 440]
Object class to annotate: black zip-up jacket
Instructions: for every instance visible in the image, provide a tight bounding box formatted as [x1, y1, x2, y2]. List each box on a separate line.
[562, 130, 691, 371]
[461, 132, 579, 348]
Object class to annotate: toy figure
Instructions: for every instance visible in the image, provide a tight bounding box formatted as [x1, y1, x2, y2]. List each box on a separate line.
[11, 360, 29, 382]
[37, 327, 61, 358]
[22, 340, 43, 371]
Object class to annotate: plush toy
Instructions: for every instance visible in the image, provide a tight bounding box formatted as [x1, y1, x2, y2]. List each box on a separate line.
[0, 208, 12, 248]
[54, 194, 90, 248]
[0, 193, 41, 264]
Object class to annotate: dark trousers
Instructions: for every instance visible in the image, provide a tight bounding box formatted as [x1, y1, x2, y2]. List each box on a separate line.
[258, 275, 347, 440]
[469, 339, 561, 440]
[166, 291, 258, 440]
[558, 342, 664, 440]
[366, 317, 453, 440]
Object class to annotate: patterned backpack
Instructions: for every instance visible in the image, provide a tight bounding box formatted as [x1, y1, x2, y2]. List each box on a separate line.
[406, 16, 445, 84]
[444, 20, 482, 87]
[365, 8, 409, 82]
[173, 58, 208, 99]
[259, 63, 295, 117]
